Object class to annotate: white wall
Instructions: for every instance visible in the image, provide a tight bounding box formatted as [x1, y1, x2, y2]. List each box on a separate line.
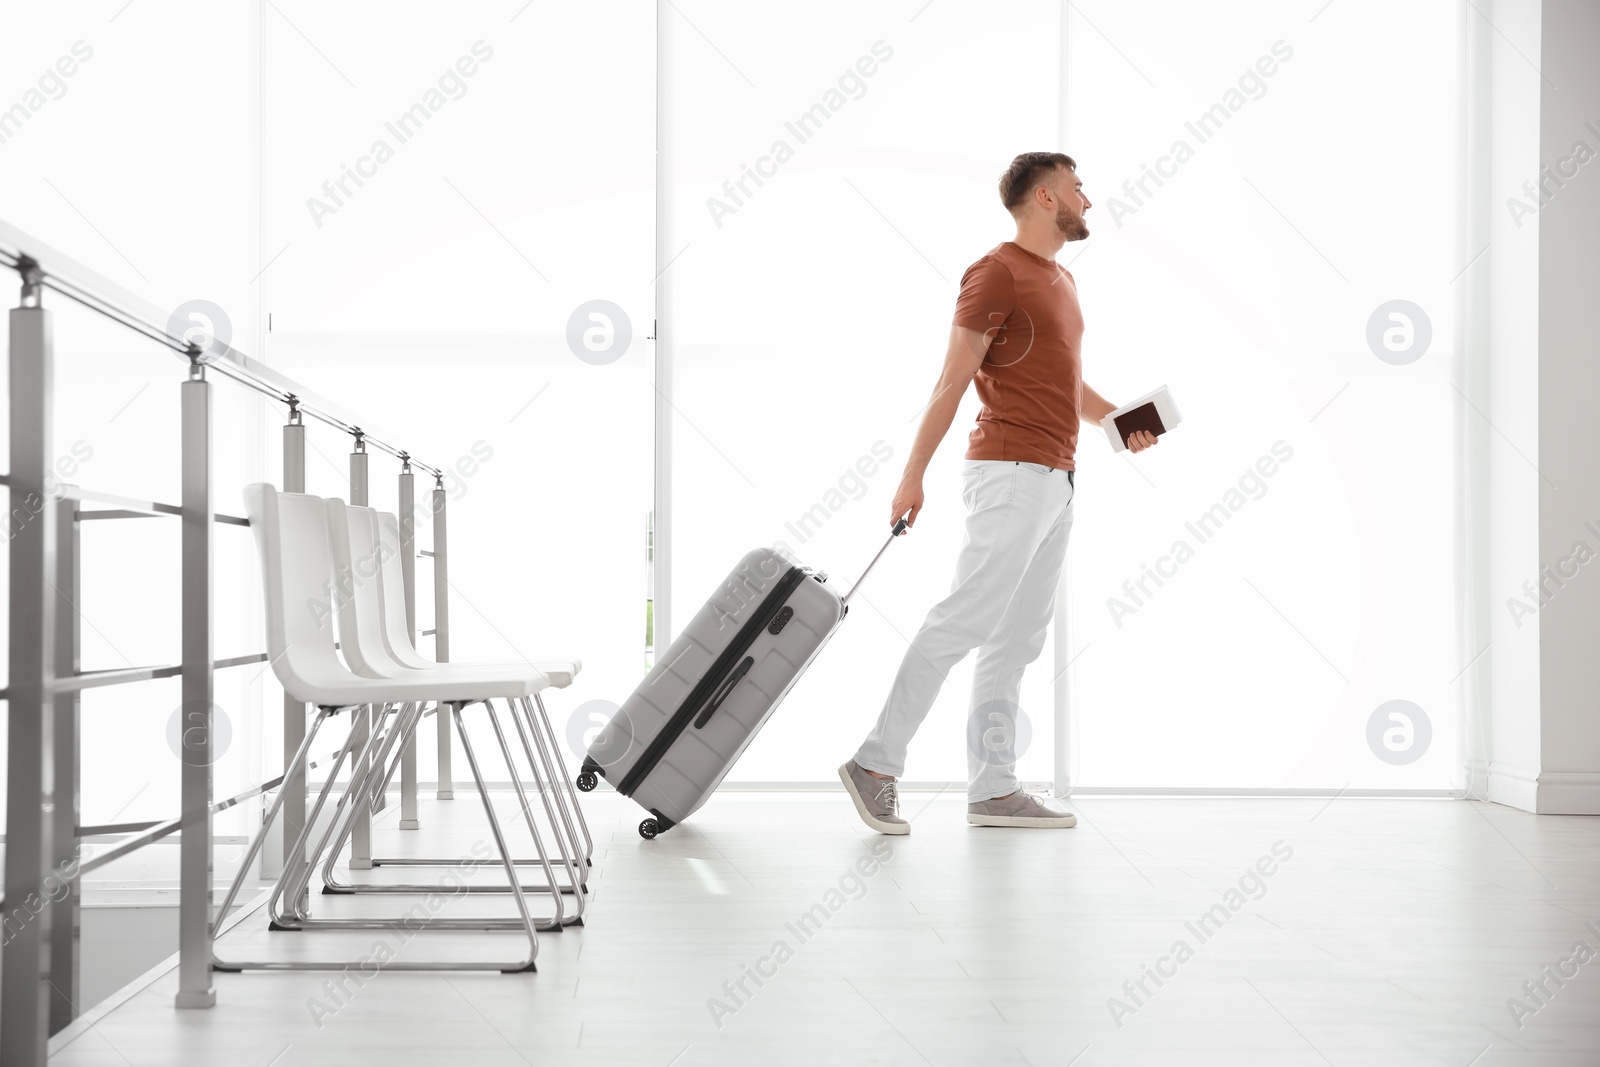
[1532, 0, 1600, 812]
[1483, 0, 1547, 809]
[1484, 0, 1600, 814]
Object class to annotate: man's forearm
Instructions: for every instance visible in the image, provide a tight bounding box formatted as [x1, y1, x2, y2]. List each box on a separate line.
[902, 380, 965, 481]
[892, 324, 987, 520]
[1081, 382, 1116, 426]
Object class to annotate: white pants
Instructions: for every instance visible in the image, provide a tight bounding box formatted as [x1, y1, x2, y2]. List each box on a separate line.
[854, 459, 1075, 802]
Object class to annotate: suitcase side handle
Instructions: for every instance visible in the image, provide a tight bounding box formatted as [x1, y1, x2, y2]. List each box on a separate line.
[842, 514, 909, 606]
[694, 655, 754, 729]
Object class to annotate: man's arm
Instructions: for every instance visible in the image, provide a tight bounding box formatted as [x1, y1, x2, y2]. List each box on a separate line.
[1083, 382, 1158, 454]
[888, 324, 991, 528]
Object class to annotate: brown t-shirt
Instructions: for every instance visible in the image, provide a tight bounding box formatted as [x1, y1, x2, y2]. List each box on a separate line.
[952, 241, 1084, 470]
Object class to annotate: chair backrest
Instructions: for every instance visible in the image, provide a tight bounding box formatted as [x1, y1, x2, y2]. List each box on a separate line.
[374, 510, 433, 670]
[242, 483, 357, 702]
[325, 498, 403, 678]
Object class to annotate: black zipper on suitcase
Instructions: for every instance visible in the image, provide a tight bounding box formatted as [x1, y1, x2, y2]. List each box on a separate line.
[616, 564, 809, 797]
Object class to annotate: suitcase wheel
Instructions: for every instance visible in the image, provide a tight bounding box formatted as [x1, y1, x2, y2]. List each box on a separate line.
[576, 771, 598, 792]
[638, 818, 660, 840]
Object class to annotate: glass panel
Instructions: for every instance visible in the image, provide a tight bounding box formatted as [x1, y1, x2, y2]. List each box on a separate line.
[665, 1, 1065, 784]
[0, 0, 266, 1003]
[260, 2, 656, 778]
[1062, 0, 1462, 789]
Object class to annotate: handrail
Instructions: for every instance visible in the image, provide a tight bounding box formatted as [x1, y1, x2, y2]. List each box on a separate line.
[51, 653, 271, 695]
[0, 218, 441, 478]
[2, 215, 456, 1047]
[65, 485, 251, 526]
[0, 646, 271, 702]
[72, 741, 352, 880]
[0, 740, 355, 909]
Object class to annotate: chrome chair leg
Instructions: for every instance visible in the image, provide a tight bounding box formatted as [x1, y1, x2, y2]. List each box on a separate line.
[284, 701, 566, 931]
[506, 698, 589, 910]
[313, 703, 416, 896]
[453, 703, 541, 970]
[523, 696, 592, 869]
[529, 694, 595, 864]
[329, 702, 583, 897]
[211, 705, 334, 946]
[271, 704, 392, 924]
[215, 703, 541, 973]
[485, 700, 579, 925]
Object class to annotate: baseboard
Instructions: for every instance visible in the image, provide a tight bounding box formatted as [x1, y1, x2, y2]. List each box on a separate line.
[1487, 763, 1600, 814]
[317, 780, 1467, 799]
[1463, 758, 1491, 801]
[710, 783, 1458, 797]
[1487, 762, 1541, 811]
[1533, 771, 1600, 815]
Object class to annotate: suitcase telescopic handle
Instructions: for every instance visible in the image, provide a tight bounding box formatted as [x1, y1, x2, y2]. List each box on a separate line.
[842, 513, 910, 606]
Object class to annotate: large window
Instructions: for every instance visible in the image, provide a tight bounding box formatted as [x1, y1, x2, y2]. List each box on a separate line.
[664, 1, 1067, 784]
[1060, 0, 1462, 790]
[664, 0, 1465, 790]
[0, 1, 266, 860]
[0, 1, 1471, 859]
[259, 2, 657, 780]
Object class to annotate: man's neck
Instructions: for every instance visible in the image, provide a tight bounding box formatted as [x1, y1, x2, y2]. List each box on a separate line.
[1011, 225, 1066, 261]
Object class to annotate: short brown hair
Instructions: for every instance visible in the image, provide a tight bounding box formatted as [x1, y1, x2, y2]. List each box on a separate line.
[999, 152, 1077, 214]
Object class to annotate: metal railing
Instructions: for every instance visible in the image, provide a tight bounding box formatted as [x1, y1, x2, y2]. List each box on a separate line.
[0, 218, 457, 1065]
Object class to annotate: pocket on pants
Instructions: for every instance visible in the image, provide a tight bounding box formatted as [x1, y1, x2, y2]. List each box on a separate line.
[960, 462, 986, 508]
[1016, 461, 1055, 475]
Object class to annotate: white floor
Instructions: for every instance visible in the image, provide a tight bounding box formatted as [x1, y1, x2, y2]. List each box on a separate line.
[51, 790, 1600, 1067]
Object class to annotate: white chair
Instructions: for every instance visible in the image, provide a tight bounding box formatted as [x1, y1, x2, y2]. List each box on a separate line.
[371, 510, 595, 869]
[316, 499, 586, 919]
[264, 493, 575, 932]
[375, 510, 582, 684]
[213, 484, 555, 972]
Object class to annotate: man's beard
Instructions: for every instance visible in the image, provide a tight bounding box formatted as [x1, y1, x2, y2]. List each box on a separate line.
[1056, 206, 1089, 241]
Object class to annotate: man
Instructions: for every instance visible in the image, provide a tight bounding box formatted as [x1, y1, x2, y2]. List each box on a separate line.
[839, 151, 1157, 834]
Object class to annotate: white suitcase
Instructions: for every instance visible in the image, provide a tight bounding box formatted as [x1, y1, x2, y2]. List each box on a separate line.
[576, 522, 905, 838]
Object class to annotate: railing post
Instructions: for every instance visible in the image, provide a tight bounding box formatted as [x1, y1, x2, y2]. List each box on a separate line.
[428, 477, 450, 806]
[3, 263, 58, 1066]
[399, 460, 442, 800]
[432, 471, 451, 655]
[175, 358, 216, 1009]
[49, 492, 82, 1034]
[348, 434, 373, 867]
[398, 460, 422, 825]
[274, 401, 308, 905]
[432, 477, 450, 671]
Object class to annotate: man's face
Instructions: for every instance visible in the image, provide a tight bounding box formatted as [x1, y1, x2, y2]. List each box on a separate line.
[1048, 168, 1091, 241]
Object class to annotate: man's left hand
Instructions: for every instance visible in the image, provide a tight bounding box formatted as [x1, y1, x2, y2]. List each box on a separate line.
[1126, 430, 1159, 453]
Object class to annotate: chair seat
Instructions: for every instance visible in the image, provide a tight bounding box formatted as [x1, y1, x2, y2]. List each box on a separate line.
[384, 662, 551, 688]
[454, 659, 581, 687]
[401, 660, 576, 688]
[279, 667, 550, 708]
[537, 659, 580, 687]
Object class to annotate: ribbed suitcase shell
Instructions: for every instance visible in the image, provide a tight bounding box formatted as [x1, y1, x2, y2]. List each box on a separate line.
[585, 547, 844, 831]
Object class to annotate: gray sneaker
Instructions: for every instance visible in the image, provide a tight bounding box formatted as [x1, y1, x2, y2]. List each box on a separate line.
[838, 760, 910, 835]
[967, 789, 1078, 828]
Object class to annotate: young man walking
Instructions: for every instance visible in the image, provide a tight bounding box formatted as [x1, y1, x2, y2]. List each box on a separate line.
[840, 152, 1157, 834]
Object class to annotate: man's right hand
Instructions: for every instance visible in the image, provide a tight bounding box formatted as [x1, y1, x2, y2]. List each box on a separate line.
[890, 478, 924, 530]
